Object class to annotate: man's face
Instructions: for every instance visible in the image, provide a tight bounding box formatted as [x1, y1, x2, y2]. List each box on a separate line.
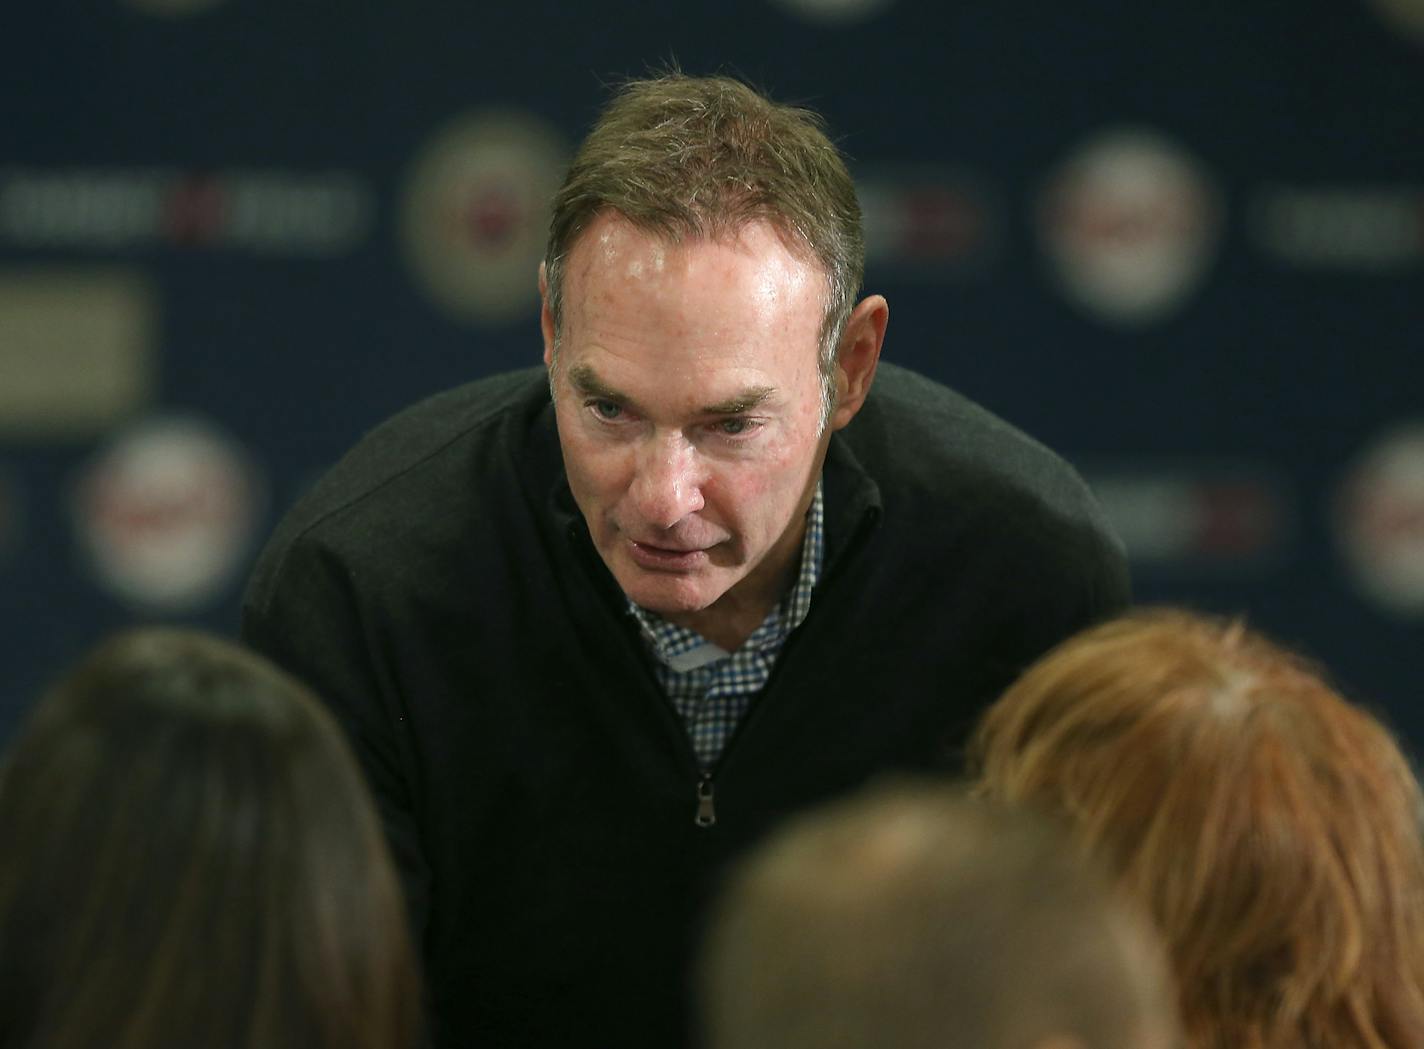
[543, 213, 832, 628]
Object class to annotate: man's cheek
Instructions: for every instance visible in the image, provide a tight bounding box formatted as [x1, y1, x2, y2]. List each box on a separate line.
[722, 461, 786, 505]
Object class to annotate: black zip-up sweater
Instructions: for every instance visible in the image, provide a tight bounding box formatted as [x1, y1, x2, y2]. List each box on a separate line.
[241, 363, 1129, 1049]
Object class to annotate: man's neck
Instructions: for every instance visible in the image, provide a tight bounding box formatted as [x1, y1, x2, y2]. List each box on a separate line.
[663, 599, 776, 653]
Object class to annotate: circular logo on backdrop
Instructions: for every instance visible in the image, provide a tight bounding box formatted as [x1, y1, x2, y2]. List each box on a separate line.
[71, 416, 265, 612]
[1335, 422, 1424, 616]
[768, 0, 897, 24]
[400, 110, 568, 327]
[1038, 128, 1220, 325]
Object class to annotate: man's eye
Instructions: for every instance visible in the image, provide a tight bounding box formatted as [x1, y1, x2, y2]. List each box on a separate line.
[589, 399, 623, 421]
[717, 417, 755, 436]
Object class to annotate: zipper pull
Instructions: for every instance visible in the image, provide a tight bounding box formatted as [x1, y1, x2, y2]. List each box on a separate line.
[695, 775, 717, 828]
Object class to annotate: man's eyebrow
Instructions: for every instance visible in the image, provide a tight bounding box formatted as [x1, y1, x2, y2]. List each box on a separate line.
[568, 366, 775, 417]
[701, 386, 777, 415]
[567, 365, 638, 409]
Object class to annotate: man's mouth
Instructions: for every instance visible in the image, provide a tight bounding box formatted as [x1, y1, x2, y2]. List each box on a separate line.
[627, 539, 708, 570]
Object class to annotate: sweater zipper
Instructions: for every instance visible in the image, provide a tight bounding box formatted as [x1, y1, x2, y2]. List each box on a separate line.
[695, 774, 716, 828]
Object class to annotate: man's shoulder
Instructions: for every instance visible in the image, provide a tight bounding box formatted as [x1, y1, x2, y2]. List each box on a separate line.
[253, 366, 553, 567]
[848, 361, 1094, 509]
[834, 361, 1130, 613]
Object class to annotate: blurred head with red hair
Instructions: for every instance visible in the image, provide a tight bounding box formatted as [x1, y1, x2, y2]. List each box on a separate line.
[972, 607, 1424, 1049]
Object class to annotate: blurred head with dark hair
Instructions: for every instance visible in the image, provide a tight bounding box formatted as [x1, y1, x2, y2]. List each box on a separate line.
[699, 782, 1178, 1049]
[0, 629, 421, 1049]
[973, 607, 1424, 1049]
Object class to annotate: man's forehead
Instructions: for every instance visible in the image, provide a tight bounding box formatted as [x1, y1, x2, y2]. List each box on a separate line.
[578, 216, 668, 276]
[558, 220, 827, 352]
[566, 210, 825, 283]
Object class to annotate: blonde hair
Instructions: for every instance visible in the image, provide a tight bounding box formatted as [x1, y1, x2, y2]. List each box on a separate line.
[972, 608, 1424, 1049]
[700, 781, 1177, 1049]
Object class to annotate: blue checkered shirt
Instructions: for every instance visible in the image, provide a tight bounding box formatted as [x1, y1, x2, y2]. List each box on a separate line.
[629, 481, 825, 771]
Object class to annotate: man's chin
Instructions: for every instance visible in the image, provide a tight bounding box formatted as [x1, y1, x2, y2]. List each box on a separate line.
[615, 569, 728, 617]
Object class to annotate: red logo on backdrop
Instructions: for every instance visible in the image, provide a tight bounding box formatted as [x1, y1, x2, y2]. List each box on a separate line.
[0, 169, 372, 255]
[463, 181, 523, 249]
[858, 170, 996, 276]
[71, 417, 265, 611]
[1039, 129, 1221, 325]
[1087, 467, 1289, 569]
[164, 176, 229, 246]
[1336, 423, 1424, 616]
[1192, 480, 1283, 557]
[399, 110, 569, 327]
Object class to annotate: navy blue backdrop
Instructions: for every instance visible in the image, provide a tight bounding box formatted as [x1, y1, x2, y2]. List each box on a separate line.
[2, 0, 1421, 747]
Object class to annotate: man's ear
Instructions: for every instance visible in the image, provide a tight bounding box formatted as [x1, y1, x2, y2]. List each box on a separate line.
[829, 294, 888, 432]
[539, 261, 555, 370]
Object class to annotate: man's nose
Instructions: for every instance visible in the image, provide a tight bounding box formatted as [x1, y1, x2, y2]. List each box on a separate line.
[630, 435, 705, 529]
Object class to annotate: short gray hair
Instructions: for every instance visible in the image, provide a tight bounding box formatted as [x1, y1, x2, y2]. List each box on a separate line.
[544, 73, 865, 425]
